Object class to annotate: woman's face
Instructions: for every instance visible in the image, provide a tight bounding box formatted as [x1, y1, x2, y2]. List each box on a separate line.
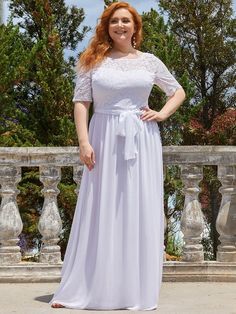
[108, 8, 136, 47]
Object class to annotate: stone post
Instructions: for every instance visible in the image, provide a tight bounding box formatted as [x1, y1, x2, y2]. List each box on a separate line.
[216, 165, 236, 262]
[73, 165, 84, 196]
[0, 166, 23, 264]
[180, 165, 205, 262]
[38, 166, 62, 264]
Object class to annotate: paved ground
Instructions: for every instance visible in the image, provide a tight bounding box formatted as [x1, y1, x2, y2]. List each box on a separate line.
[0, 282, 236, 314]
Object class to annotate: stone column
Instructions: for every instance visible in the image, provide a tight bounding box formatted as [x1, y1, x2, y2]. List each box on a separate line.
[216, 165, 236, 262]
[73, 165, 84, 196]
[180, 165, 205, 262]
[38, 166, 62, 264]
[0, 166, 23, 264]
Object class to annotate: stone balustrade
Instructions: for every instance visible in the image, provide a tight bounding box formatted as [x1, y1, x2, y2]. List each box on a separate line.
[0, 146, 235, 282]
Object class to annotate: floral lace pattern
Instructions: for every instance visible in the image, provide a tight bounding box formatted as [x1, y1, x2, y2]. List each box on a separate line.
[73, 52, 182, 102]
[73, 67, 92, 102]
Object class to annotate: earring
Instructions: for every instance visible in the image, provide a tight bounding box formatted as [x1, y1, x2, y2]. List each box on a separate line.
[132, 35, 136, 48]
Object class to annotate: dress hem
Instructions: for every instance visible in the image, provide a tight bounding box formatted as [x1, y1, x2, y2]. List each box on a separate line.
[49, 300, 157, 311]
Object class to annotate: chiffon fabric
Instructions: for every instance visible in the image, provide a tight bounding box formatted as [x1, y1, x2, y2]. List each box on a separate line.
[49, 52, 182, 310]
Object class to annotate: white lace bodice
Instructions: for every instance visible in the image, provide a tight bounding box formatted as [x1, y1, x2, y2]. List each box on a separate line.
[73, 52, 182, 112]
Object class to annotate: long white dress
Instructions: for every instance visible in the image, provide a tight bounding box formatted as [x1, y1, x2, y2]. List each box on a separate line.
[49, 52, 182, 310]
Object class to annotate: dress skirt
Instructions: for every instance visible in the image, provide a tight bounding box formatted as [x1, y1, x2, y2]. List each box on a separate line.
[49, 111, 165, 310]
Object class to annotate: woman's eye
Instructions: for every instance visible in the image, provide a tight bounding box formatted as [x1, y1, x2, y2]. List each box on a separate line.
[110, 19, 130, 24]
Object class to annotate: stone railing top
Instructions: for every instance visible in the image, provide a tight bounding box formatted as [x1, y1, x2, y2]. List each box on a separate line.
[0, 146, 235, 166]
[163, 145, 236, 165]
[0, 147, 81, 166]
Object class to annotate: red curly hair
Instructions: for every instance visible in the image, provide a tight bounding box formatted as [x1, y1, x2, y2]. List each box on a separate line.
[78, 1, 143, 71]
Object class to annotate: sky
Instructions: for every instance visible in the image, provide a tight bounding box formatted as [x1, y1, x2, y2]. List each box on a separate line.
[2, 0, 236, 53]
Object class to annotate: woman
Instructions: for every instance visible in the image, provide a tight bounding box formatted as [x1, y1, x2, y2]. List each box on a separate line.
[49, 1, 185, 310]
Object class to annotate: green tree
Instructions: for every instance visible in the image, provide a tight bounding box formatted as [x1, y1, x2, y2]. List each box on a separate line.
[7, 0, 91, 146]
[0, 23, 40, 146]
[159, 0, 236, 130]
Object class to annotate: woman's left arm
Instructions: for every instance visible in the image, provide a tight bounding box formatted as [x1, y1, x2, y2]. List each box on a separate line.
[140, 87, 186, 122]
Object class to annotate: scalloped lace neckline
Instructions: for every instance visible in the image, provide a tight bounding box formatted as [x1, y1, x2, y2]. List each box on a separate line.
[106, 52, 145, 61]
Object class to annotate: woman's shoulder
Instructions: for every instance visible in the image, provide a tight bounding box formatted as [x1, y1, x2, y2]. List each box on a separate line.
[141, 51, 161, 62]
[140, 52, 164, 71]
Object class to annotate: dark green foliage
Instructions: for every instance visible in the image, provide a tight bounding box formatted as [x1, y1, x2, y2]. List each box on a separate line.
[165, 232, 182, 258]
[159, 0, 236, 129]
[17, 167, 43, 254]
[0, 23, 38, 146]
[163, 165, 184, 257]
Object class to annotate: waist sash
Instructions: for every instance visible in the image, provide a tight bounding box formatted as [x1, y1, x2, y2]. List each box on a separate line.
[94, 108, 144, 160]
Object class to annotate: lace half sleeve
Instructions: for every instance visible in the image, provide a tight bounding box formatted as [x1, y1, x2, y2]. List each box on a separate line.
[150, 54, 182, 97]
[72, 66, 93, 102]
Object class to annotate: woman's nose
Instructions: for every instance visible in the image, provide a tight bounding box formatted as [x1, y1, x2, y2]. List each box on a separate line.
[118, 20, 123, 27]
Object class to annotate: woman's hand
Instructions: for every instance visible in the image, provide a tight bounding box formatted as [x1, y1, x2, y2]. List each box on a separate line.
[79, 142, 96, 171]
[140, 107, 167, 122]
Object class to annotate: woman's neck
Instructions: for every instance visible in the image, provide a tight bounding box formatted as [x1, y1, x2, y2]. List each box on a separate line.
[110, 44, 136, 55]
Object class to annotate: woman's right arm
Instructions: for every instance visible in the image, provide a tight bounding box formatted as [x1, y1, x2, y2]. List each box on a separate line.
[74, 101, 95, 171]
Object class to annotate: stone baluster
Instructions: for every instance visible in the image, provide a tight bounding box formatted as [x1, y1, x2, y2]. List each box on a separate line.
[73, 165, 84, 196]
[180, 165, 205, 262]
[0, 166, 23, 264]
[38, 166, 62, 264]
[216, 165, 236, 262]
